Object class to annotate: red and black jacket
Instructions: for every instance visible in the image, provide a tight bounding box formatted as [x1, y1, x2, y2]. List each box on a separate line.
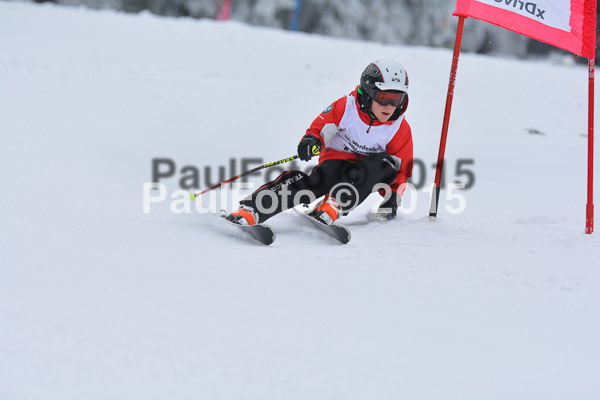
[301, 87, 413, 195]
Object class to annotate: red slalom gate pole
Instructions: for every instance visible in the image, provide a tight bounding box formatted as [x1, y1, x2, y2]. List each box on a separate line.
[214, 0, 231, 21]
[586, 58, 595, 234]
[430, 16, 465, 221]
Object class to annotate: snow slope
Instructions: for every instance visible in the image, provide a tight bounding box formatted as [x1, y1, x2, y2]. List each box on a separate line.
[1, 2, 599, 399]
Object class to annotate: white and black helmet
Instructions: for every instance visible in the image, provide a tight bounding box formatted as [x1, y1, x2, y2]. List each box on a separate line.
[359, 59, 409, 115]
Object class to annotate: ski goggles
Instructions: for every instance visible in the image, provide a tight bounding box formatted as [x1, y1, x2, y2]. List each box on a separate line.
[373, 90, 406, 107]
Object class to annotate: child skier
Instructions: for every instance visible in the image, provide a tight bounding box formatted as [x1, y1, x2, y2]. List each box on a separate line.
[226, 59, 414, 225]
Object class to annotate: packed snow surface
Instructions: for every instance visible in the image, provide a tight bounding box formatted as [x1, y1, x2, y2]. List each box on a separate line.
[1, 2, 599, 399]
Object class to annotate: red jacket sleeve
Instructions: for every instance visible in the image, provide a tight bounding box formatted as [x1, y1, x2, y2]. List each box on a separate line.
[301, 96, 347, 145]
[385, 119, 413, 195]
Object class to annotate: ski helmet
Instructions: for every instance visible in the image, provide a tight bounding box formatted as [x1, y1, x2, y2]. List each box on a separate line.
[359, 59, 409, 115]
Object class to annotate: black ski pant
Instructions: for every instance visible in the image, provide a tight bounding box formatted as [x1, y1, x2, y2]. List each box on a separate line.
[240, 152, 397, 222]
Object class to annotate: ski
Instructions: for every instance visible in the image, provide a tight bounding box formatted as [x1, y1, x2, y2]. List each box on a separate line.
[221, 215, 276, 246]
[294, 205, 351, 244]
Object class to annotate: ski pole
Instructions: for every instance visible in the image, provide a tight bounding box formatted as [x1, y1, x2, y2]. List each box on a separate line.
[190, 154, 299, 199]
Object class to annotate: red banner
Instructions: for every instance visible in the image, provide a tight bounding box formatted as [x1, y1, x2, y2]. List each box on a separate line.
[455, 0, 597, 58]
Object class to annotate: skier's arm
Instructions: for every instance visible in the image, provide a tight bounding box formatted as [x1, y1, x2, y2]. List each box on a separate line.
[385, 119, 414, 196]
[300, 96, 347, 148]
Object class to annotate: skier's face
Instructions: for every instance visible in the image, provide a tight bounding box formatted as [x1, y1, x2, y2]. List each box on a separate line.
[371, 100, 397, 122]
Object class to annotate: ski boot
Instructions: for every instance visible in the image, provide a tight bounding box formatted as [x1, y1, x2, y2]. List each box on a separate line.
[308, 194, 341, 225]
[225, 205, 259, 226]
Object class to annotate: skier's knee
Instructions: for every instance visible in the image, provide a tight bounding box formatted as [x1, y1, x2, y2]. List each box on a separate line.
[364, 152, 398, 181]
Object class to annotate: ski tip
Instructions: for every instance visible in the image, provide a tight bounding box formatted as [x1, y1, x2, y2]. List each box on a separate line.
[265, 233, 276, 246]
[221, 215, 276, 246]
[256, 223, 276, 246]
